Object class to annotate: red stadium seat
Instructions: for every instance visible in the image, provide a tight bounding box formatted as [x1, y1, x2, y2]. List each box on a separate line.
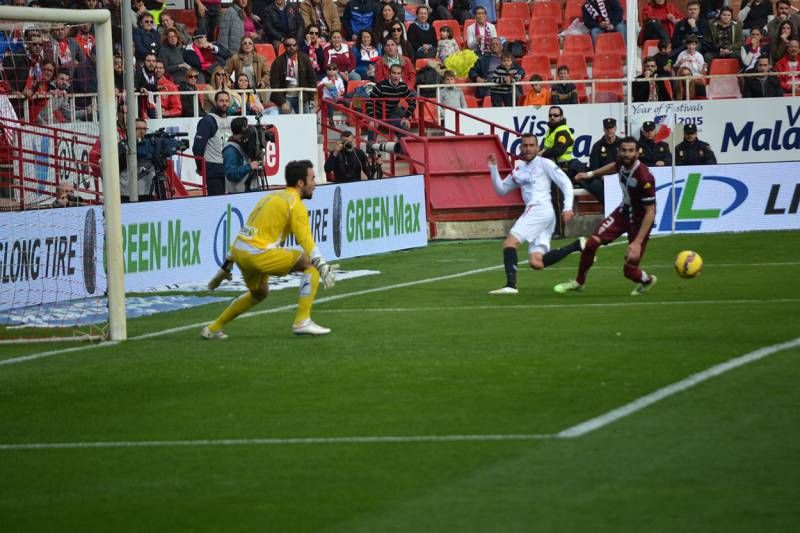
[709, 58, 741, 75]
[593, 80, 624, 102]
[594, 31, 626, 56]
[641, 39, 660, 59]
[592, 53, 624, 77]
[169, 9, 197, 34]
[532, 1, 563, 27]
[527, 34, 560, 63]
[501, 2, 530, 25]
[563, 34, 594, 62]
[520, 55, 553, 81]
[528, 17, 559, 38]
[564, 1, 583, 24]
[415, 58, 440, 71]
[464, 94, 479, 108]
[496, 18, 527, 42]
[254, 43, 276, 64]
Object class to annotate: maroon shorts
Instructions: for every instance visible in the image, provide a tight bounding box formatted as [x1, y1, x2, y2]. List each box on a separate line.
[592, 206, 652, 265]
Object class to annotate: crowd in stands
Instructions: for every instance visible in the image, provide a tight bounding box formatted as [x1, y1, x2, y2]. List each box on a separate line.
[0, 0, 799, 127]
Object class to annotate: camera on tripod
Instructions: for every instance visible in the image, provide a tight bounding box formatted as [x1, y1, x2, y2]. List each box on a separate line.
[142, 128, 190, 199]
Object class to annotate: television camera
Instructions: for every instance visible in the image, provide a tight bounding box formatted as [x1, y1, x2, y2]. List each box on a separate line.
[142, 128, 190, 199]
[240, 112, 276, 190]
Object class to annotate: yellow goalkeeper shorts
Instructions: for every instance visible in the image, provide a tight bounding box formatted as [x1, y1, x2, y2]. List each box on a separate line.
[231, 244, 303, 292]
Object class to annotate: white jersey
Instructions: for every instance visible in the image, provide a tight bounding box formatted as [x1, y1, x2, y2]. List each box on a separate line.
[489, 156, 574, 211]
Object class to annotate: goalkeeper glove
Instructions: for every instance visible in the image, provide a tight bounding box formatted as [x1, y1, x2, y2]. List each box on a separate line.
[207, 260, 233, 290]
[312, 256, 336, 289]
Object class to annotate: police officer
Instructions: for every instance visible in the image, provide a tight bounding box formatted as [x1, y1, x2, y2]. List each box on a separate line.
[638, 120, 672, 167]
[675, 123, 717, 165]
[585, 117, 622, 204]
[542, 106, 579, 236]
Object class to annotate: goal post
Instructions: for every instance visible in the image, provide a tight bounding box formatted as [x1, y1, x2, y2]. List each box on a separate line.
[0, 6, 126, 341]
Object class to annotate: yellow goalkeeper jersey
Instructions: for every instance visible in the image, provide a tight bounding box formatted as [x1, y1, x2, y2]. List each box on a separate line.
[235, 188, 316, 256]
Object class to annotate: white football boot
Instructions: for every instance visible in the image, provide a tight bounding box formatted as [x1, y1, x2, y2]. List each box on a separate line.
[292, 319, 331, 336]
[201, 325, 228, 340]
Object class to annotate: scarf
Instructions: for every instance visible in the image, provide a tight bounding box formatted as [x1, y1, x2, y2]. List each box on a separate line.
[414, 21, 430, 31]
[584, 0, 610, 23]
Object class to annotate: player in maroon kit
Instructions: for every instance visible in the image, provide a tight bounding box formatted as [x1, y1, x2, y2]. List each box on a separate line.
[553, 136, 658, 295]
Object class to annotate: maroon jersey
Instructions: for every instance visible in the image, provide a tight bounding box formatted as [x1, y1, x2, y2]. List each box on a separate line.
[614, 159, 656, 223]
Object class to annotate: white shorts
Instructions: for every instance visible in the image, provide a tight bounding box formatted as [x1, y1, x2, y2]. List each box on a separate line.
[509, 204, 555, 255]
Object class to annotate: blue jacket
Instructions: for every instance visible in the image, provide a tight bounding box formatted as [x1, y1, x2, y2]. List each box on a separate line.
[222, 141, 251, 184]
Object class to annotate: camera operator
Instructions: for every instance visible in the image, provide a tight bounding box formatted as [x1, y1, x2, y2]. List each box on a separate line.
[324, 130, 368, 182]
[192, 90, 232, 196]
[119, 118, 157, 203]
[223, 117, 261, 193]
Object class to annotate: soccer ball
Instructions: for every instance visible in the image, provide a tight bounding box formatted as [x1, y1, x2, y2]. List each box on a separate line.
[674, 250, 703, 279]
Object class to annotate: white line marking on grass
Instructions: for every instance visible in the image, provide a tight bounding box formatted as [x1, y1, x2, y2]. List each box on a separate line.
[0, 433, 555, 451]
[557, 336, 800, 438]
[2, 337, 798, 451]
[314, 298, 800, 314]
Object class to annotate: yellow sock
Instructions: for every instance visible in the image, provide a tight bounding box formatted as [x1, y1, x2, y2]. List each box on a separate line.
[294, 267, 319, 325]
[209, 292, 259, 331]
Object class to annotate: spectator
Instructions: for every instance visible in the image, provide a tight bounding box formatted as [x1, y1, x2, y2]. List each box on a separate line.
[639, 0, 683, 43]
[46, 23, 84, 72]
[468, 36, 503, 102]
[407, 5, 437, 60]
[3, 30, 45, 112]
[153, 60, 182, 117]
[427, 0, 452, 23]
[183, 32, 229, 81]
[698, 0, 724, 20]
[24, 60, 57, 124]
[520, 74, 551, 107]
[321, 30, 360, 80]
[738, 0, 772, 35]
[436, 25, 460, 63]
[673, 64, 707, 99]
[742, 55, 785, 97]
[774, 39, 800, 94]
[551, 65, 579, 105]
[675, 35, 706, 75]
[450, 0, 471, 26]
[583, 0, 626, 46]
[489, 52, 524, 107]
[633, 56, 672, 101]
[653, 38, 674, 77]
[219, 0, 254, 54]
[465, 6, 497, 56]
[471, 0, 497, 23]
[299, 0, 341, 41]
[671, 0, 712, 56]
[52, 182, 81, 208]
[192, 90, 232, 195]
[263, 0, 306, 54]
[205, 66, 244, 115]
[301, 25, 327, 78]
[325, 130, 369, 182]
[179, 68, 206, 117]
[343, 0, 377, 41]
[637, 120, 672, 167]
[373, 6, 404, 44]
[158, 28, 192, 84]
[71, 50, 97, 121]
[71, 23, 95, 60]
[373, 0, 405, 25]
[766, 0, 800, 41]
[40, 68, 72, 124]
[269, 36, 317, 113]
[366, 63, 416, 132]
[195, 0, 223, 45]
[113, 54, 125, 99]
[133, 12, 161, 62]
[374, 38, 416, 88]
[353, 29, 381, 80]
[158, 12, 192, 45]
[708, 7, 742, 63]
[771, 21, 798, 65]
[438, 69, 467, 111]
[225, 36, 271, 91]
[134, 52, 158, 118]
[741, 28, 769, 72]
[388, 22, 416, 59]
[675, 123, 717, 165]
[318, 63, 346, 124]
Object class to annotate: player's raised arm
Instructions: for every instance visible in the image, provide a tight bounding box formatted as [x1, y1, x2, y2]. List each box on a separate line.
[488, 153, 517, 196]
[575, 161, 617, 182]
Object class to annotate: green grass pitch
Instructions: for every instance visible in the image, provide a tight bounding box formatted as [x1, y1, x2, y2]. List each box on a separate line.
[1, 231, 799, 532]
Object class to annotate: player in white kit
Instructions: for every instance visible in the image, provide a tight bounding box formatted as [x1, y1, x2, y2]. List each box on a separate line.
[488, 133, 584, 294]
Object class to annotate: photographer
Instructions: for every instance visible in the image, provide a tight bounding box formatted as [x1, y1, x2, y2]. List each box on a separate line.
[223, 117, 260, 194]
[324, 130, 368, 182]
[52, 182, 81, 208]
[119, 118, 156, 203]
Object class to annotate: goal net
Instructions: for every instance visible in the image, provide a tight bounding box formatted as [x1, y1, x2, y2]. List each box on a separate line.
[0, 6, 125, 344]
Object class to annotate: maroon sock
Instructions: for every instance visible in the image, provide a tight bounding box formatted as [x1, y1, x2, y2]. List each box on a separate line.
[576, 238, 600, 285]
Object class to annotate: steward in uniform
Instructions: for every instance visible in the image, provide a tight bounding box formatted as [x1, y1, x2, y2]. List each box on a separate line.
[675, 123, 717, 165]
[637, 120, 672, 167]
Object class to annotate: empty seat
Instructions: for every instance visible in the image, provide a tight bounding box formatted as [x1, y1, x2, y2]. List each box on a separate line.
[520, 55, 553, 81]
[563, 34, 594, 62]
[641, 39, 659, 59]
[527, 34, 560, 63]
[254, 43, 277, 63]
[564, 1, 583, 24]
[496, 18, 527, 42]
[501, 2, 530, 24]
[528, 17, 559, 38]
[532, 1, 563, 27]
[595, 31, 626, 55]
[592, 53, 624, 77]
[709, 58, 741, 75]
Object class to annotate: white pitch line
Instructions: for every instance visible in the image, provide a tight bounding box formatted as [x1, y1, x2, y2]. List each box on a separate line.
[314, 298, 800, 314]
[1, 337, 798, 451]
[557, 336, 800, 438]
[0, 433, 555, 451]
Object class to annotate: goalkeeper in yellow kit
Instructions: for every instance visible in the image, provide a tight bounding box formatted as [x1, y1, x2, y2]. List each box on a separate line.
[201, 160, 336, 338]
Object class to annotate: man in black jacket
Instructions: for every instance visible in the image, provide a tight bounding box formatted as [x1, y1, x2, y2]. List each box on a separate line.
[675, 123, 717, 166]
[262, 0, 305, 53]
[324, 130, 368, 182]
[269, 37, 317, 113]
[743, 56, 785, 98]
[638, 121, 672, 167]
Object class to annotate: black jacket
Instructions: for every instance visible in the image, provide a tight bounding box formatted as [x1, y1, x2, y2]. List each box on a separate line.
[324, 147, 368, 182]
[742, 74, 784, 98]
[676, 139, 717, 165]
[638, 136, 672, 166]
[262, 2, 305, 43]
